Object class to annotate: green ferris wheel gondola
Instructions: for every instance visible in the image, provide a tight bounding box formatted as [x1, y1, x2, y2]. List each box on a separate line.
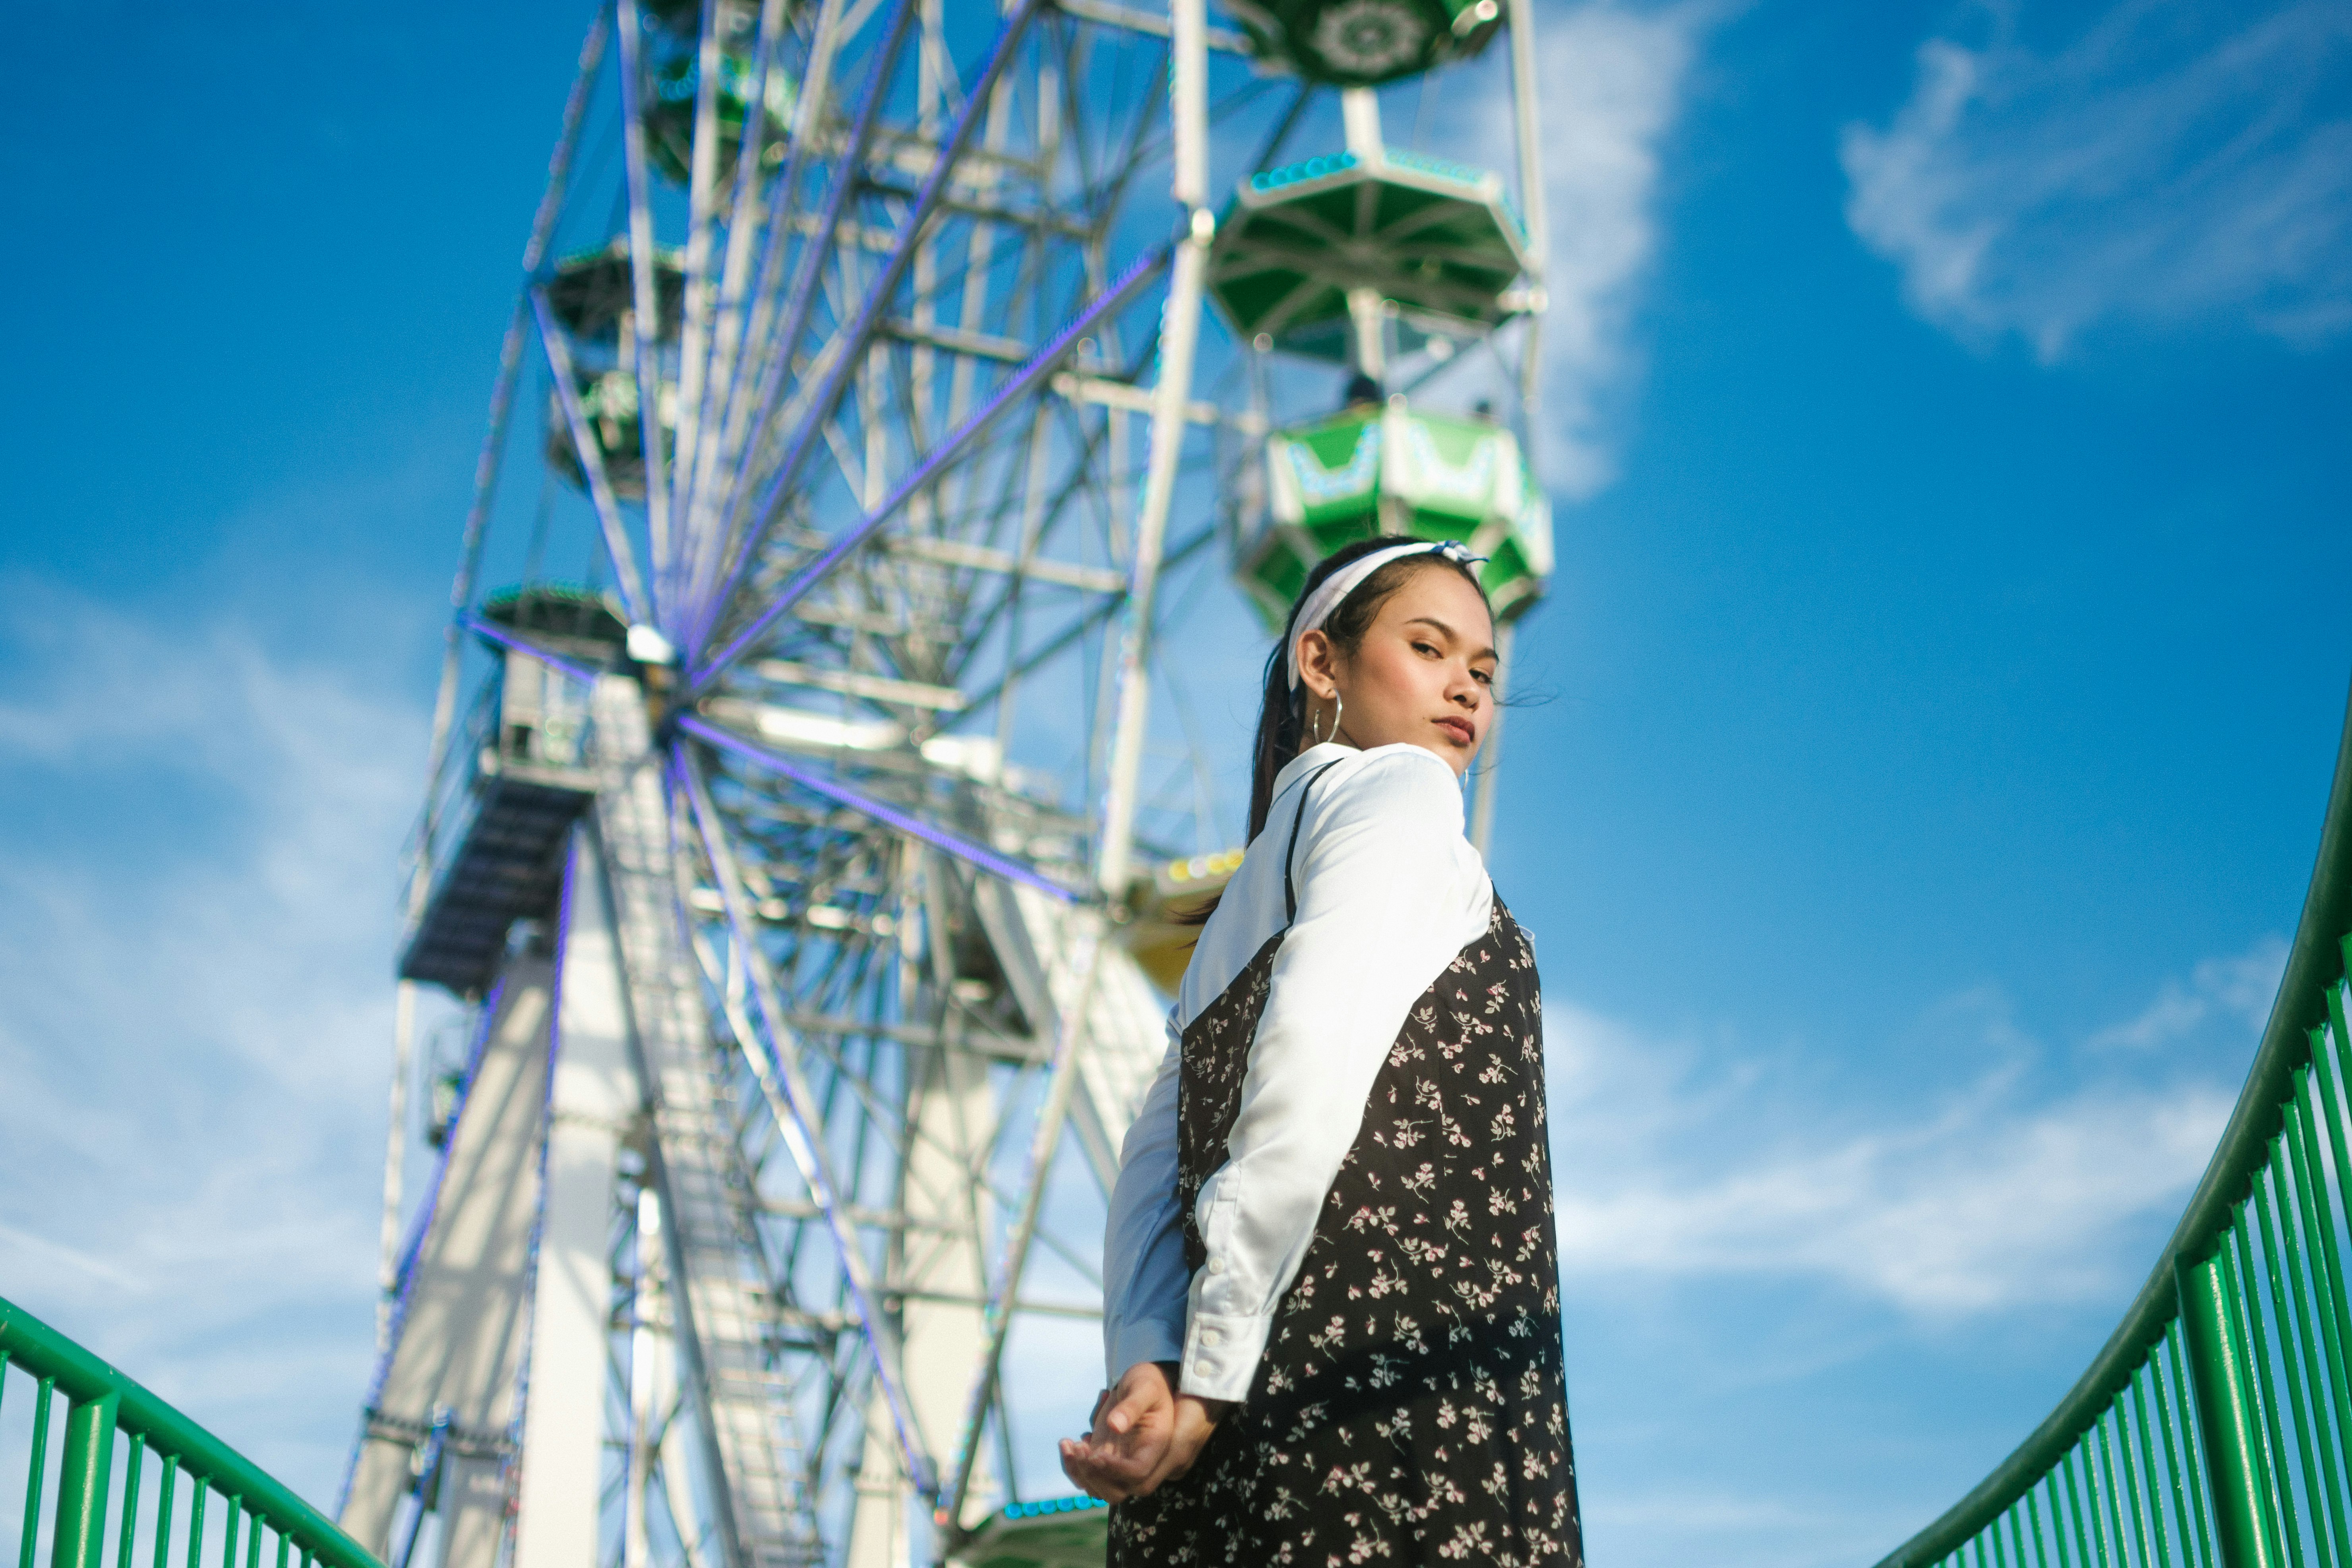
[1236, 401, 1553, 627]
[1208, 146, 1532, 360]
[545, 238, 687, 345]
[1225, 0, 1503, 85]
[546, 370, 678, 503]
[643, 47, 794, 188]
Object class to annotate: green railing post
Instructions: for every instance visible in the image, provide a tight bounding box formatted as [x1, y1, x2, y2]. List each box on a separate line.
[0, 1296, 382, 1568]
[2181, 1250, 2284, 1568]
[50, 1390, 120, 1568]
[22, 1378, 56, 1568]
[1868, 695, 2352, 1568]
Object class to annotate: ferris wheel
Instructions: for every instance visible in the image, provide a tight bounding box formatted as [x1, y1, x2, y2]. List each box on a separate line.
[337, 2, 1553, 1566]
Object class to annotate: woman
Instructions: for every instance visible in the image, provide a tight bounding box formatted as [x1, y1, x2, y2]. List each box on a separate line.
[1061, 536, 1582, 1566]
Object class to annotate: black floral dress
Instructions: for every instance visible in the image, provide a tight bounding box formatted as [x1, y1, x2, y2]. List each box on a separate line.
[1109, 784, 1581, 1567]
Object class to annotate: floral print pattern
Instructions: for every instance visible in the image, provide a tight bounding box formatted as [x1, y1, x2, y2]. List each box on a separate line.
[1111, 895, 1581, 1566]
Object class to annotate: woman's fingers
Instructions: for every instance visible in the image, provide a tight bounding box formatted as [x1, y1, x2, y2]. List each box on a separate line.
[1100, 1374, 1164, 1438]
[1059, 1365, 1182, 1501]
[1057, 1439, 1105, 1498]
[1057, 1438, 1141, 1502]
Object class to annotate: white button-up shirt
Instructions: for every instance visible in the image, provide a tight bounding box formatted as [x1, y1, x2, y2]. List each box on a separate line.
[1100, 741, 1494, 1403]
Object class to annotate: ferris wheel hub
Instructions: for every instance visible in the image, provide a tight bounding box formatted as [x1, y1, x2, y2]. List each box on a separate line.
[1225, 0, 1504, 85]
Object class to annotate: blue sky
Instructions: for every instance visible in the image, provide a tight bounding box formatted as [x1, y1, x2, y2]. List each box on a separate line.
[1, 2, 2347, 1565]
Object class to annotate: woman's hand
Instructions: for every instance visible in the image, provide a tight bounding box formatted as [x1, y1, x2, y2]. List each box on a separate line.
[1058, 1361, 1228, 1502]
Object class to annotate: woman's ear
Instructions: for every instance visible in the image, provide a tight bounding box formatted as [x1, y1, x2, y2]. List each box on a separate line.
[1295, 628, 1339, 699]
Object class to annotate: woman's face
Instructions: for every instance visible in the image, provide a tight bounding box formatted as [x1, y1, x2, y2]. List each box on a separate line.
[1297, 564, 1498, 777]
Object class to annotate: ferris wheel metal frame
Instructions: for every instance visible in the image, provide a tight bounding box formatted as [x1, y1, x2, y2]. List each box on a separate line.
[342, 3, 1552, 1567]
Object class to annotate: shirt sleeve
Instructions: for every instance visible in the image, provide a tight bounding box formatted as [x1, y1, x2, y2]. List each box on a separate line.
[1179, 747, 1490, 1403]
[1099, 1010, 1190, 1384]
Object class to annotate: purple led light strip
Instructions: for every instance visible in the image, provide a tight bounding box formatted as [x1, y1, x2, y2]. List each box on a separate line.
[676, 713, 1080, 903]
[670, 746, 939, 1496]
[683, 240, 1175, 694]
[684, 0, 1047, 659]
[460, 613, 609, 685]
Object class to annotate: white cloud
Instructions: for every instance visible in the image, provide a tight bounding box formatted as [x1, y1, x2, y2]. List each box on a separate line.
[2088, 937, 2285, 1051]
[0, 581, 424, 1503]
[1841, 0, 2352, 357]
[1469, 0, 1712, 496]
[1547, 937, 2282, 1314]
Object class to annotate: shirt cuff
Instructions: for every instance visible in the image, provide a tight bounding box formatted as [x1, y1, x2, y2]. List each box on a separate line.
[1107, 1313, 1185, 1386]
[1176, 1310, 1272, 1403]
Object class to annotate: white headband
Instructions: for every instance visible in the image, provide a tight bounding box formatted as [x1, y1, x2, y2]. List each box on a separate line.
[1285, 539, 1480, 691]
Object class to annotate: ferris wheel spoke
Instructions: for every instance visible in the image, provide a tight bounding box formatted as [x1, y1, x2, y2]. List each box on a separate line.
[614, 0, 677, 625]
[529, 289, 654, 624]
[768, 189, 1122, 542]
[1053, 0, 1252, 53]
[696, 904, 1100, 1286]
[680, 713, 1079, 900]
[662, 0, 775, 613]
[709, 960, 918, 1181]
[695, 0, 1053, 660]
[952, 517, 1217, 730]
[936, 99, 1021, 444]
[816, 348, 1132, 626]
[674, 745, 939, 1496]
[686, 238, 1171, 694]
[933, 911, 1106, 1525]
[943, 435, 1153, 673]
[689, 0, 919, 651]
[676, 0, 851, 622]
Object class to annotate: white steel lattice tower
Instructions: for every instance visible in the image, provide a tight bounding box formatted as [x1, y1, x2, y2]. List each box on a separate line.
[339, 3, 1550, 1567]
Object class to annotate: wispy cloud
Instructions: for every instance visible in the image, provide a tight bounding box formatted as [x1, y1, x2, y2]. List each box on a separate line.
[2088, 937, 2284, 1051]
[1840, 0, 2352, 357]
[1548, 937, 2283, 1315]
[1472, 0, 1714, 496]
[0, 580, 423, 1501]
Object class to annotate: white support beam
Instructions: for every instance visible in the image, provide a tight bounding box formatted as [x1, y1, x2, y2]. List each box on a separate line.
[342, 966, 556, 1568]
[889, 533, 1127, 595]
[1051, 0, 1252, 53]
[753, 658, 970, 711]
[514, 838, 640, 1568]
[1094, 0, 1211, 894]
[1050, 370, 1262, 433]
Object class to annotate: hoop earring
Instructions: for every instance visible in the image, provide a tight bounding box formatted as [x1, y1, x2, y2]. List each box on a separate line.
[1308, 691, 1342, 746]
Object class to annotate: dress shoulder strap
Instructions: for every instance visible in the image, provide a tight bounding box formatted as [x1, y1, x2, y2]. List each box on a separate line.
[1281, 759, 1346, 925]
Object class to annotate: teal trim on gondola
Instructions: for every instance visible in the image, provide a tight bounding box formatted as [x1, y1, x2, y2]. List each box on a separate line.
[1209, 144, 1531, 357]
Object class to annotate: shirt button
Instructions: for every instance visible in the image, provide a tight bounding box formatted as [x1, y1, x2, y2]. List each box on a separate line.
[1194, 1359, 1218, 1377]
[1200, 1328, 1223, 1346]
[1208, 1258, 1227, 1274]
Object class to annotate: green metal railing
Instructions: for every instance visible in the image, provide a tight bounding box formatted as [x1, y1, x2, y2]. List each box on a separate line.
[1878, 697, 2352, 1568]
[0, 1297, 381, 1568]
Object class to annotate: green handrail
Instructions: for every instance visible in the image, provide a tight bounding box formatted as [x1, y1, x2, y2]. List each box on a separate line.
[1875, 686, 2352, 1568]
[0, 1295, 383, 1568]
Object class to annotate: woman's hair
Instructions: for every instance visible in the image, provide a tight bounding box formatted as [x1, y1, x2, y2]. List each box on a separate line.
[1241, 535, 1489, 842]
[1163, 536, 1488, 931]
